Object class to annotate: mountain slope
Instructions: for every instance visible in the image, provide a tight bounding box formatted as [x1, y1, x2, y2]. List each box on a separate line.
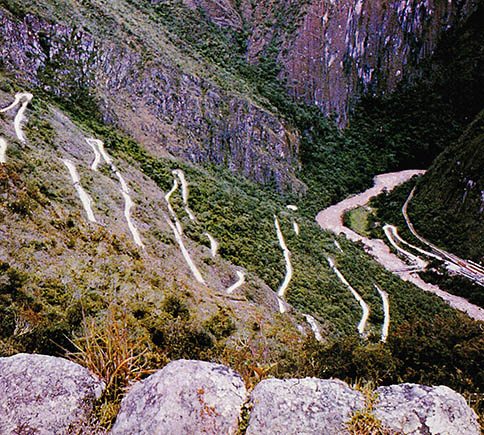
[1, 0, 484, 428]
[409, 110, 484, 263]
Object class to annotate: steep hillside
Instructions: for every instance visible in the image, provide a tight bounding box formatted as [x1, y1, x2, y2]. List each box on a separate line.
[1, 0, 484, 429]
[409, 110, 484, 262]
[1, 74, 484, 427]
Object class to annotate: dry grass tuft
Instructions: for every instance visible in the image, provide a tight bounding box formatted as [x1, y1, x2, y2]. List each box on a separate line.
[67, 304, 154, 428]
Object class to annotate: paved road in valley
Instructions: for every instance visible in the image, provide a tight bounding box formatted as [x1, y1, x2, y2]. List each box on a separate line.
[316, 171, 484, 321]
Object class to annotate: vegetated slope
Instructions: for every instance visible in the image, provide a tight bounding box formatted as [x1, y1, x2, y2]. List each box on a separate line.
[409, 109, 484, 263]
[1, 76, 484, 421]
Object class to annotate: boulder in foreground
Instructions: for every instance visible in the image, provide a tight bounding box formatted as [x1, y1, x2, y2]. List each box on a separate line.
[246, 378, 365, 435]
[375, 383, 480, 435]
[0, 353, 104, 435]
[111, 359, 247, 435]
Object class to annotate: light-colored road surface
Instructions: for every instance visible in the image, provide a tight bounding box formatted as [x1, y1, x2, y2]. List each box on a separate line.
[121, 191, 144, 247]
[86, 138, 101, 171]
[334, 240, 344, 253]
[316, 170, 484, 321]
[387, 223, 441, 261]
[403, 188, 484, 285]
[274, 215, 293, 313]
[226, 271, 246, 294]
[204, 232, 219, 257]
[383, 224, 427, 269]
[86, 138, 143, 247]
[0, 138, 7, 163]
[327, 256, 369, 335]
[165, 177, 183, 233]
[173, 169, 196, 221]
[1, 92, 33, 142]
[304, 314, 323, 342]
[62, 159, 97, 223]
[286, 205, 300, 235]
[316, 170, 425, 233]
[375, 285, 390, 342]
[165, 216, 206, 284]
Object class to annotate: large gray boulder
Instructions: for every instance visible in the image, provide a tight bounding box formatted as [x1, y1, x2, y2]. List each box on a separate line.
[111, 359, 247, 435]
[246, 378, 365, 435]
[0, 353, 104, 435]
[375, 383, 480, 434]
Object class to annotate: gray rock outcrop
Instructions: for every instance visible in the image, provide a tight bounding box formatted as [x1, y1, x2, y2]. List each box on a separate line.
[375, 383, 480, 435]
[111, 359, 247, 435]
[0, 353, 104, 435]
[245, 378, 365, 435]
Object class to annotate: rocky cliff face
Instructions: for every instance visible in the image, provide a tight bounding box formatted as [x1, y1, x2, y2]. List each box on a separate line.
[0, 7, 302, 192]
[180, 0, 479, 120]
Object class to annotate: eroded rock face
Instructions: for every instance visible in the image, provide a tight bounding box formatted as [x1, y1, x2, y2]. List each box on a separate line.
[179, 0, 478, 122]
[375, 383, 480, 435]
[0, 9, 303, 193]
[0, 353, 104, 435]
[246, 378, 365, 435]
[111, 359, 247, 435]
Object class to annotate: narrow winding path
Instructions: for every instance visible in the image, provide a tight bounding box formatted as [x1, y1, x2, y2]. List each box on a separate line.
[327, 256, 369, 335]
[304, 314, 323, 342]
[375, 285, 390, 342]
[226, 271, 245, 294]
[383, 224, 427, 269]
[165, 215, 206, 284]
[286, 205, 300, 236]
[204, 233, 219, 258]
[0, 92, 33, 142]
[386, 224, 441, 261]
[62, 159, 97, 223]
[86, 138, 144, 247]
[274, 215, 293, 314]
[86, 138, 101, 171]
[403, 188, 484, 284]
[0, 138, 7, 163]
[173, 169, 196, 221]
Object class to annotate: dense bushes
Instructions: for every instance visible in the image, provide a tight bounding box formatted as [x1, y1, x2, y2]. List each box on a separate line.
[300, 312, 484, 393]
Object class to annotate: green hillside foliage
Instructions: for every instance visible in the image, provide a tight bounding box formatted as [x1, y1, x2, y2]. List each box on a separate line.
[1, 0, 484, 427]
[409, 110, 484, 263]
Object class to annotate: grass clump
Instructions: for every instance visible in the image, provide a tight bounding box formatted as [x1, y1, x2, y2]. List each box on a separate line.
[343, 207, 371, 237]
[67, 304, 154, 428]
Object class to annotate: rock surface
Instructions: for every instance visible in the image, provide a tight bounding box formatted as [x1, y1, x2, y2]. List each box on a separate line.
[180, 0, 478, 121]
[111, 359, 247, 435]
[375, 383, 480, 435]
[0, 353, 104, 435]
[0, 354, 480, 435]
[246, 378, 365, 434]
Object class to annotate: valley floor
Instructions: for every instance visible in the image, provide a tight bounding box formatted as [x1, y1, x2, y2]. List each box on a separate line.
[316, 170, 484, 321]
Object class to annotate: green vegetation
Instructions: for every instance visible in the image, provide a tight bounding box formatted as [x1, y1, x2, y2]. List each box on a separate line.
[409, 110, 484, 263]
[1, 0, 484, 428]
[343, 207, 371, 237]
[369, 174, 484, 309]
